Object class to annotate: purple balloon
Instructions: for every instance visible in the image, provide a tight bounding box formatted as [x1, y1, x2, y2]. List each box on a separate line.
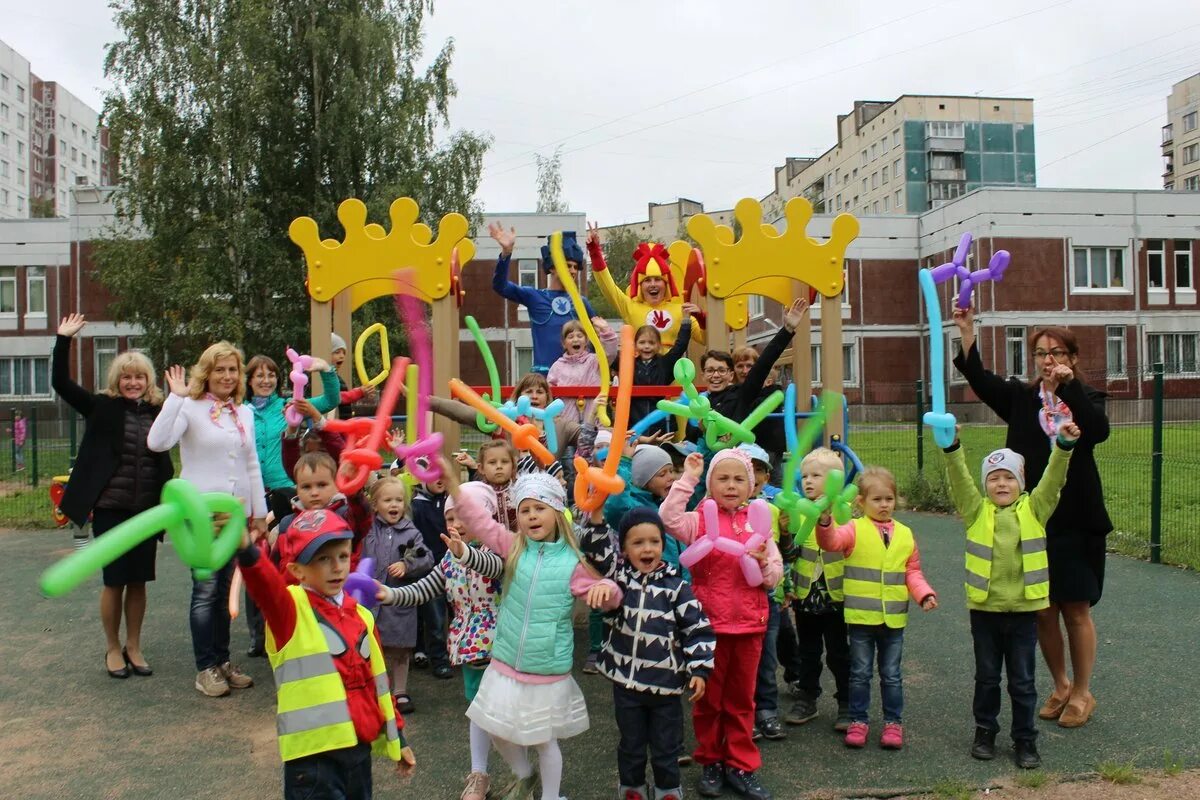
[344, 556, 380, 609]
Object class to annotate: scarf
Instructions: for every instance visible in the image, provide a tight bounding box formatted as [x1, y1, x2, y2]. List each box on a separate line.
[206, 392, 247, 445]
[1037, 384, 1073, 442]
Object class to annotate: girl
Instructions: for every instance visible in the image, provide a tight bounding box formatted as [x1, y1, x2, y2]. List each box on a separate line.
[456, 439, 519, 531]
[362, 476, 433, 713]
[444, 457, 621, 800]
[547, 318, 618, 425]
[629, 319, 693, 436]
[11, 409, 26, 471]
[378, 481, 505, 800]
[659, 449, 783, 800]
[815, 467, 937, 751]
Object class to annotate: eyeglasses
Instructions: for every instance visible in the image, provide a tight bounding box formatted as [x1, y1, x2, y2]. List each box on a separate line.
[1033, 348, 1070, 360]
[703, 367, 731, 376]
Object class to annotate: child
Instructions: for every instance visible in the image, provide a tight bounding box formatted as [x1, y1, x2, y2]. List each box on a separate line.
[273, 452, 371, 577]
[599, 507, 715, 800]
[378, 481, 505, 800]
[815, 467, 937, 751]
[11, 409, 26, 472]
[629, 320, 693, 436]
[410, 457, 454, 680]
[547, 318, 618, 425]
[604, 443, 685, 570]
[784, 447, 852, 732]
[362, 476, 433, 713]
[329, 333, 375, 418]
[446, 459, 621, 800]
[456, 439, 518, 531]
[237, 509, 415, 795]
[660, 449, 783, 800]
[943, 422, 1079, 770]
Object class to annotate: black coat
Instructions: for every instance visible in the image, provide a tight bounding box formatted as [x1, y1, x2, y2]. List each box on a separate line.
[52, 335, 174, 527]
[953, 342, 1112, 536]
[700, 325, 794, 458]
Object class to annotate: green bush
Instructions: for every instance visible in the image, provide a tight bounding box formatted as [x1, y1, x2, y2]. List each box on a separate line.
[901, 468, 955, 513]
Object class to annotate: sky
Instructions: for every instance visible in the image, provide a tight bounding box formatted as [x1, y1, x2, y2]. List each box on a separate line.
[3, 0, 1199, 224]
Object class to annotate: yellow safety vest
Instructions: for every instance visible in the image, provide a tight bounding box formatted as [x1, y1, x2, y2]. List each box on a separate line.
[842, 518, 913, 629]
[790, 531, 845, 602]
[267, 586, 403, 763]
[964, 495, 1050, 604]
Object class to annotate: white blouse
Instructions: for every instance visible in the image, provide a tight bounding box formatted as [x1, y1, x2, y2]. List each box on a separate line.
[147, 393, 268, 518]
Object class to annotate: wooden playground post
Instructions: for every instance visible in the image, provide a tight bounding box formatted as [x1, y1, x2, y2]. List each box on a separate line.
[820, 293, 845, 442]
[431, 294, 461, 453]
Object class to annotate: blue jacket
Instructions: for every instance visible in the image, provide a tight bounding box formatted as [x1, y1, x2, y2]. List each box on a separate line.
[492, 253, 595, 373]
[246, 371, 341, 491]
[491, 538, 579, 675]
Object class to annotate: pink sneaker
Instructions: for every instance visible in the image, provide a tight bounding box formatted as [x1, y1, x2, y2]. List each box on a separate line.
[844, 721, 868, 748]
[881, 722, 904, 749]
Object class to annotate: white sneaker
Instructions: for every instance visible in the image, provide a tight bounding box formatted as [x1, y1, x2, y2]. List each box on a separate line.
[195, 667, 230, 697]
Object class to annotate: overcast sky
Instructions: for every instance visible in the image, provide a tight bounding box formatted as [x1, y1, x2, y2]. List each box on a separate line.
[3, 0, 1198, 224]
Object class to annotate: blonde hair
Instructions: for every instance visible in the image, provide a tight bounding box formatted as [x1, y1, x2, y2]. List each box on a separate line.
[800, 446, 841, 473]
[560, 320, 586, 346]
[857, 466, 898, 497]
[733, 346, 759, 365]
[503, 508, 598, 593]
[368, 475, 410, 512]
[479, 439, 517, 466]
[188, 341, 246, 403]
[103, 351, 164, 405]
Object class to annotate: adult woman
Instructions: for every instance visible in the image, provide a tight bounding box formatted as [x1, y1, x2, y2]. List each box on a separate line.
[952, 308, 1111, 728]
[52, 313, 175, 679]
[148, 341, 267, 698]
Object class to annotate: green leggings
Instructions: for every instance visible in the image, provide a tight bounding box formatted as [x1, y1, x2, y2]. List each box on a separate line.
[589, 608, 605, 653]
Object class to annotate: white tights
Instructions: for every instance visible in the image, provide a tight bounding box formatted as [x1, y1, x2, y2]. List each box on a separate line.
[469, 721, 491, 774]
[490, 735, 563, 800]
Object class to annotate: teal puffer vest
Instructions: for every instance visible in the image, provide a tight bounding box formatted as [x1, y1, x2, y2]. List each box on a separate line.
[492, 538, 579, 675]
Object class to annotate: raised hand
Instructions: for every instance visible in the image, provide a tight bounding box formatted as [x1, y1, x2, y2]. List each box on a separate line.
[165, 365, 189, 397]
[683, 451, 705, 480]
[454, 450, 478, 470]
[439, 454, 462, 496]
[1058, 421, 1081, 442]
[782, 297, 809, 332]
[308, 357, 330, 373]
[488, 222, 516, 256]
[1050, 363, 1075, 385]
[682, 302, 701, 318]
[439, 529, 467, 560]
[951, 306, 974, 334]
[585, 220, 601, 248]
[591, 316, 611, 335]
[58, 313, 87, 337]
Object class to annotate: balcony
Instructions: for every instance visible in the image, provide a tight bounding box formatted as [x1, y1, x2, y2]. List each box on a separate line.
[928, 168, 966, 182]
[1162, 124, 1174, 146]
[926, 136, 965, 153]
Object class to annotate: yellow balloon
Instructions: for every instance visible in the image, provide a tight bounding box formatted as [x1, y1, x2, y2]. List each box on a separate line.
[354, 323, 391, 388]
[549, 231, 611, 426]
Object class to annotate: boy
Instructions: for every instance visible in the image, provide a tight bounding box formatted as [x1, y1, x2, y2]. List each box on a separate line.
[273, 452, 371, 578]
[409, 456, 454, 680]
[239, 509, 415, 797]
[784, 447, 852, 732]
[599, 507, 714, 800]
[943, 422, 1079, 770]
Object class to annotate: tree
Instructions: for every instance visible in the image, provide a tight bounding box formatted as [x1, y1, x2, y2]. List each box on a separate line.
[94, 0, 490, 366]
[534, 146, 569, 213]
[30, 196, 56, 219]
[587, 226, 642, 318]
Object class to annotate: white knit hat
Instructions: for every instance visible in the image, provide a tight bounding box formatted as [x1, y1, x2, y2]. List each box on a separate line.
[982, 448, 1026, 493]
[330, 333, 347, 353]
[511, 472, 566, 512]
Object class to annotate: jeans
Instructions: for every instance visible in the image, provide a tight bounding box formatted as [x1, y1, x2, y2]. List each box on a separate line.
[418, 595, 449, 669]
[754, 598, 782, 718]
[190, 560, 234, 671]
[847, 623, 904, 724]
[283, 742, 372, 800]
[793, 606, 851, 704]
[613, 684, 684, 791]
[970, 610, 1039, 743]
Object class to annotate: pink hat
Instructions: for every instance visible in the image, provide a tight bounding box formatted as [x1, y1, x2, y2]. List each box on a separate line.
[446, 481, 499, 517]
[706, 448, 755, 493]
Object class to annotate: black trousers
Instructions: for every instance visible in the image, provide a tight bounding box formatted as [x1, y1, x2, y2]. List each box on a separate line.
[613, 683, 684, 791]
[970, 610, 1039, 743]
[283, 743, 372, 800]
[793, 606, 850, 704]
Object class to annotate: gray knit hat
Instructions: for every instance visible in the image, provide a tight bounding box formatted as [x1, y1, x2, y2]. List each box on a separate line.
[631, 445, 674, 489]
[330, 333, 347, 353]
[982, 448, 1026, 493]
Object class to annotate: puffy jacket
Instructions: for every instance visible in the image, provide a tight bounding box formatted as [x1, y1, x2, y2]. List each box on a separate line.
[602, 457, 685, 573]
[491, 538, 579, 675]
[94, 403, 162, 512]
[597, 561, 715, 695]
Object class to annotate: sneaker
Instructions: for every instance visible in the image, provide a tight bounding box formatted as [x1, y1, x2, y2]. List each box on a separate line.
[219, 661, 254, 689]
[582, 652, 600, 674]
[195, 667, 230, 697]
[844, 721, 868, 748]
[1014, 739, 1042, 770]
[724, 767, 773, 800]
[833, 705, 853, 732]
[784, 695, 818, 725]
[756, 714, 786, 740]
[880, 722, 904, 750]
[413, 651, 429, 668]
[619, 785, 647, 800]
[752, 723, 763, 741]
[696, 763, 725, 798]
[461, 771, 490, 800]
[970, 727, 997, 761]
[786, 679, 804, 698]
[245, 645, 266, 658]
[433, 664, 454, 680]
[655, 789, 683, 800]
[677, 753, 694, 767]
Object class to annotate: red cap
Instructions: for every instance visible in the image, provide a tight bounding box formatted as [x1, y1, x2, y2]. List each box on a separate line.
[287, 509, 353, 565]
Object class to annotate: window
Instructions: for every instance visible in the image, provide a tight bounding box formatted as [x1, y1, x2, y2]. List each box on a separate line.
[1106, 326, 1126, 377]
[59, 139, 66, 156]
[60, 164, 66, 180]
[1176, 241, 1193, 290]
[1148, 333, 1199, 375]
[882, 165, 889, 184]
[516, 259, 539, 289]
[15, 85, 22, 102]
[810, 343, 858, 385]
[16, 141, 23, 158]
[872, 172, 879, 189]
[861, 178, 867, 193]
[747, 294, 764, 319]
[883, 196, 890, 212]
[929, 182, 964, 203]
[870, 143, 877, 160]
[16, 112, 24, 130]
[1184, 144, 1200, 165]
[94, 337, 119, 389]
[26, 267, 45, 315]
[515, 347, 533, 381]
[0, 131, 6, 146]
[0, 357, 51, 398]
[1185, 111, 1199, 133]
[16, 167, 24, 183]
[948, 335, 964, 384]
[1147, 239, 1165, 289]
[926, 121, 964, 138]
[860, 150, 867, 165]
[1186, 176, 1200, 191]
[1006, 326, 1026, 378]
[0, 102, 8, 120]
[892, 129, 901, 149]
[0, 160, 7, 177]
[15, 196, 23, 213]
[893, 158, 902, 180]
[0, 74, 6, 91]
[895, 189, 903, 208]
[1072, 247, 1126, 290]
[872, 200, 880, 214]
[0, 267, 15, 314]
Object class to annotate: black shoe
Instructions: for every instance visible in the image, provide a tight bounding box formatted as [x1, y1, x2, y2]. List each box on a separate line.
[756, 715, 786, 740]
[696, 763, 725, 797]
[725, 767, 773, 800]
[413, 651, 429, 668]
[122, 648, 153, 677]
[677, 753, 694, 767]
[393, 693, 415, 714]
[833, 705, 853, 732]
[970, 727, 996, 761]
[785, 696, 818, 725]
[106, 652, 129, 679]
[432, 664, 453, 680]
[246, 645, 266, 658]
[1014, 739, 1042, 770]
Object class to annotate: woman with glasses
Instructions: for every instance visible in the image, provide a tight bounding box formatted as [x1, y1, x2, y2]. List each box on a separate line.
[952, 307, 1111, 729]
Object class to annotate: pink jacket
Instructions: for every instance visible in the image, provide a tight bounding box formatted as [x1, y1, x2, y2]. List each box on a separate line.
[816, 518, 936, 605]
[659, 473, 784, 635]
[546, 326, 619, 424]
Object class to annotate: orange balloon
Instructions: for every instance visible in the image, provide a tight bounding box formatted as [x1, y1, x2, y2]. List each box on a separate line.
[448, 379, 556, 466]
[573, 326, 634, 511]
[333, 356, 410, 495]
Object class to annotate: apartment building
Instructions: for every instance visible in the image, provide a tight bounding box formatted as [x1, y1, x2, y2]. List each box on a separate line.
[0, 41, 32, 219]
[1162, 72, 1200, 192]
[598, 198, 734, 245]
[32, 79, 108, 217]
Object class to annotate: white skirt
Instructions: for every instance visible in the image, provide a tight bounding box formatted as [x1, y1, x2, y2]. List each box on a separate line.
[466, 665, 590, 746]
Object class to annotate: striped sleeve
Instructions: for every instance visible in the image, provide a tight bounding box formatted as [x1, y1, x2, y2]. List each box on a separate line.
[459, 544, 506, 580]
[380, 565, 447, 607]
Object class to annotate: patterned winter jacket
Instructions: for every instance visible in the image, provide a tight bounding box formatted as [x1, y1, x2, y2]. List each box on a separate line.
[597, 561, 715, 696]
